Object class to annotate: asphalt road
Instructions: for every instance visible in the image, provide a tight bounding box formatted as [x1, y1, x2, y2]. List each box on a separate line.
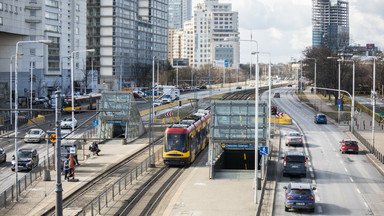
[271, 87, 384, 215]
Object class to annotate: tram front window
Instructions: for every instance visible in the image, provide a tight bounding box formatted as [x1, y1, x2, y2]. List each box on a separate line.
[166, 134, 188, 152]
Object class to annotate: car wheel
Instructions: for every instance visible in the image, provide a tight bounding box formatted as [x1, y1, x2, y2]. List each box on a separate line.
[285, 206, 289, 212]
[310, 207, 315, 213]
[341, 151, 344, 154]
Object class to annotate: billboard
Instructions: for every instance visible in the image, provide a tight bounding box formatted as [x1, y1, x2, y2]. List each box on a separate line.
[172, 58, 189, 68]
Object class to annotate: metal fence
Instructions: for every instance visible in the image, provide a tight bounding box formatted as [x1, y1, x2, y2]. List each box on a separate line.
[0, 154, 53, 209]
[78, 148, 163, 216]
[353, 130, 384, 164]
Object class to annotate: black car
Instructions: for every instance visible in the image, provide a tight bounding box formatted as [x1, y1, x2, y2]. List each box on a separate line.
[0, 147, 6, 163]
[274, 93, 280, 98]
[283, 151, 307, 177]
[284, 182, 316, 212]
[11, 148, 39, 171]
[199, 85, 207, 89]
[288, 84, 292, 87]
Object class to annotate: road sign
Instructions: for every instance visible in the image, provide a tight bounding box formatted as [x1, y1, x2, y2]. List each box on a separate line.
[337, 104, 342, 109]
[337, 99, 342, 104]
[105, 120, 126, 124]
[276, 112, 285, 117]
[260, 146, 269, 155]
[49, 133, 56, 143]
[165, 111, 173, 117]
[221, 143, 255, 149]
[69, 147, 76, 155]
[224, 60, 229, 68]
[93, 120, 98, 126]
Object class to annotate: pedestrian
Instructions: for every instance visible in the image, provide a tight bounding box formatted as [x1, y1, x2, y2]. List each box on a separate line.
[69, 155, 75, 179]
[73, 144, 80, 165]
[63, 158, 70, 181]
[94, 142, 100, 156]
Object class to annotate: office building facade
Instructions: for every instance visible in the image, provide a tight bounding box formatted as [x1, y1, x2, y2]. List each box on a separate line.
[312, 0, 349, 53]
[168, 0, 192, 29]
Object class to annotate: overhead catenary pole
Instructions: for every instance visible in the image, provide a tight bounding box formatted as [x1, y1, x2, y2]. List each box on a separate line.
[10, 55, 15, 125]
[372, 58, 376, 152]
[54, 91, 63, 216]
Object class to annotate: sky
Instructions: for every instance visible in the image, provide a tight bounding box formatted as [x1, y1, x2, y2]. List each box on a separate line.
[192, 0, 384, 64]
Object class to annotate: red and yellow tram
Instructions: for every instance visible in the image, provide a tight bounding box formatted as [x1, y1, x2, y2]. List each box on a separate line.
[163, 109, 210, 165]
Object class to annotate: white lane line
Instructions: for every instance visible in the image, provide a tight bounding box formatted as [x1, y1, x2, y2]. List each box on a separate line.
[336, 153, 340, 157]
[344, 168, 348, 173]
[356, 188, 361, 194]
[308, 161, 312, 166]
[364, 202, 369, 208]
[349, 176, 354, 182]
[312, 179, 316, 185]
[311, 173, 315, 178]
[309, 167, 313, 172]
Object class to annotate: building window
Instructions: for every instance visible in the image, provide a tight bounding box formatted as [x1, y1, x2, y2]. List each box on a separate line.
[45, 0, 58, 8]
[30, 49, 36, 56]
[0, 3, 3, 11]
[45, 24, 59, 32]
[30, 23, 36, 29]
[45, 11, 58, 20]
[0, 17, 2, 25]
[75, 16, 79, 23]
[30, 10, 36, 16]
[75, 27, 79, 34]
[76, 4, 80, 12]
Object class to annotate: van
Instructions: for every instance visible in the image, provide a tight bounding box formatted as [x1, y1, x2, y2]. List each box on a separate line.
[283, 151, 307, 177]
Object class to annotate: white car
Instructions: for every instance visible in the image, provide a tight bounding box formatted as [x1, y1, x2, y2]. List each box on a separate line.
[61, 117, 78, 129]
[153, 100, 163, 107]
[285, 131, 303, 146]
[24, 129, 46, 143]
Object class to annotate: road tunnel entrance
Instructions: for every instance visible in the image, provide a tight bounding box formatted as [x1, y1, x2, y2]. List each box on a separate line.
[221, 150, 261, 170]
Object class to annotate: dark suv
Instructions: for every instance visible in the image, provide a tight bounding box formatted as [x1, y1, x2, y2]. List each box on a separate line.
[11, 148, 39, 171]
[283, 151, 307, 177]
[284, 182, 316, 212]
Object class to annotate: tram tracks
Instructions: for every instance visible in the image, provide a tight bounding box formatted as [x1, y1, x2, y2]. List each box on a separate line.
[42, 137, 164, 216]
[115, 167, 184, 216]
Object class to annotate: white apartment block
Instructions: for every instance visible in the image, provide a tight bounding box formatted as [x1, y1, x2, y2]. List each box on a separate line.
[193, 0, 239, 68]
[181, 21, 193, 64]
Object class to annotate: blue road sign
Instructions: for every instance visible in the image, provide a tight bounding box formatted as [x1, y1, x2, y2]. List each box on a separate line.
[224, 60, 229, 68]
[337, 99, 342, 104]
[106, 120, 126, 124]
[337, 104, 342, 109]
[93, 120, 98, 126]
[260, 146, 269, 155]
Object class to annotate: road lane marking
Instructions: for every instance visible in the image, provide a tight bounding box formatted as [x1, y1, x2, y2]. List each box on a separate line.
[344, 168, 348, 173]
[356, 188, 361, 194]
[336, 153, 339, 157]
[311, 173, 315, 178]
[318, 205, 323, 213]
[349, 176, 354, 182]
[364, 202, 369, 208]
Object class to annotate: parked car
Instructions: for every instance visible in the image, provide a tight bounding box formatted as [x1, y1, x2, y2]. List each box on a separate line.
[249, 83, 255, 87]
[339, 139, 359, 154]
[0, 147, 6, 163]
[314, 114, 327, 124]
[133, 90, 145, 98]
[24, 128, 46, 143]
[153, 100, 163, 107]
[283, 182, 316, 212]
[288, 84, 292, 87]
[35, 97, 50, 104]
[199, 85, 207, 89]
[285, 131, 303, 146]
[273, 93, 280, 98]
[61, 117, 78, 129]
[236, 85, 242, 89]
[283, 151, 307, 177]
[11, 148, 39, 171]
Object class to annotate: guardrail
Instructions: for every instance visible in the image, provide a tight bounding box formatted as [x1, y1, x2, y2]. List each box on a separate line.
[78, 148, 163, 216]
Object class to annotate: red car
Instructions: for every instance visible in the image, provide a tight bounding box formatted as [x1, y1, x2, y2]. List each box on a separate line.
[339, 139, 358, 154]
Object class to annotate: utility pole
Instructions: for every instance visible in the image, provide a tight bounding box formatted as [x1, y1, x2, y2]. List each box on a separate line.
[55, 91, 63, 216]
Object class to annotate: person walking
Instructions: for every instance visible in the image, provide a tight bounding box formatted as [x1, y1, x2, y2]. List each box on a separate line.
[73, 143, 80, 165]
[63, 158, 70, 181]
[94, 142, 100, 156]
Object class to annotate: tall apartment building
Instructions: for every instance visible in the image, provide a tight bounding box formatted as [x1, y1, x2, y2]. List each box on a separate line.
[87, 0, 168, 89]
[193, 0, 239, 68]
[168, 0, 192, 29]
[0, 0, 87, 98]
[167, 28, 183, 61]
[312, 0, 349, 53]
[181, 21, 194, 62]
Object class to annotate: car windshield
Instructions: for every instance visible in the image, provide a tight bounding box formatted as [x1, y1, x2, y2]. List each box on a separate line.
[18, 151, 32, 159]
[345, 141, 357, 146]
[289, 133, 300, 137]
[291, 188, 311, 195]
[165, 134, 188, 152]
[318, 115, 326, 118]
[286, 155, 305, 162]
[63, 118, 72, 122]
[29, 130, 41, 135]
[0, 148, 4, 153]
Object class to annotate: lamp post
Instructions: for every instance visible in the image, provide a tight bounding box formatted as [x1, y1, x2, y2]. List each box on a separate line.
[14, 40, 51, 202]
[338, 58, 356, 133]
[327, 56, 341, 121]
[30, 62, 34, 117]
[9, 55, 16, 125]
[304, 58, 317, 110]
[257, 52, 271, 180]
[70, 49, 95, 132]
[372, 58, 376, 152]
[60, 56, 70, 93]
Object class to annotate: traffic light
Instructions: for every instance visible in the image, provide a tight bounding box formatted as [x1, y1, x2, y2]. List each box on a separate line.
[271, 106, 277, 115]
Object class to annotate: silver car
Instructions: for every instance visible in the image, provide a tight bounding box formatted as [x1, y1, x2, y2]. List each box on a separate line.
[285, 131, 303, 146]
[24, 129, 46, 143]
[0, 147, 6, 163]
[61, 117, 78, 129]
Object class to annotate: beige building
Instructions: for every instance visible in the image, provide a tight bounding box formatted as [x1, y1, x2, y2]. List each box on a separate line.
[167, 28, 184, 62]
[182, 21, 194, 66]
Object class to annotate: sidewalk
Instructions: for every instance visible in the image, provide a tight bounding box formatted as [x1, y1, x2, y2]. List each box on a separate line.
[0, 132, 163, 216]
[302, 89, 384, 176]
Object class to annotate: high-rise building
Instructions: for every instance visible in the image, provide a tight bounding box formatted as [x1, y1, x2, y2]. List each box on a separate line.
[312, 0, 349, 53]
[168, 28, 183, 61]
[87, 0, 168, 90]
[0, 0, 87, 98]
[168, 0, 192, 29]
[193, 0, 240, 68]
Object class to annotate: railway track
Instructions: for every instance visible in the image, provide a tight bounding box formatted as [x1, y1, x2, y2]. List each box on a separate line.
[41, 137, 164, 216]
[115, 167, 184, 216]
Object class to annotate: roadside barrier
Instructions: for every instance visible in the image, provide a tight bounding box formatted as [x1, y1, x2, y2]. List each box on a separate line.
[28, 115, 45, 126]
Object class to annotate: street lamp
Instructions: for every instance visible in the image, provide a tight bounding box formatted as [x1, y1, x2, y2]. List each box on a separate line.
[14, 39, 51, 202]
[327, 56, 341, 120]
[338, 58, 356, 133]
[257, 52, 271, 180]
[9, 55, 16, 125]
[71, 49, 95, 132]
[60, 56, 70, 93]
[304, 58, 317, 110]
